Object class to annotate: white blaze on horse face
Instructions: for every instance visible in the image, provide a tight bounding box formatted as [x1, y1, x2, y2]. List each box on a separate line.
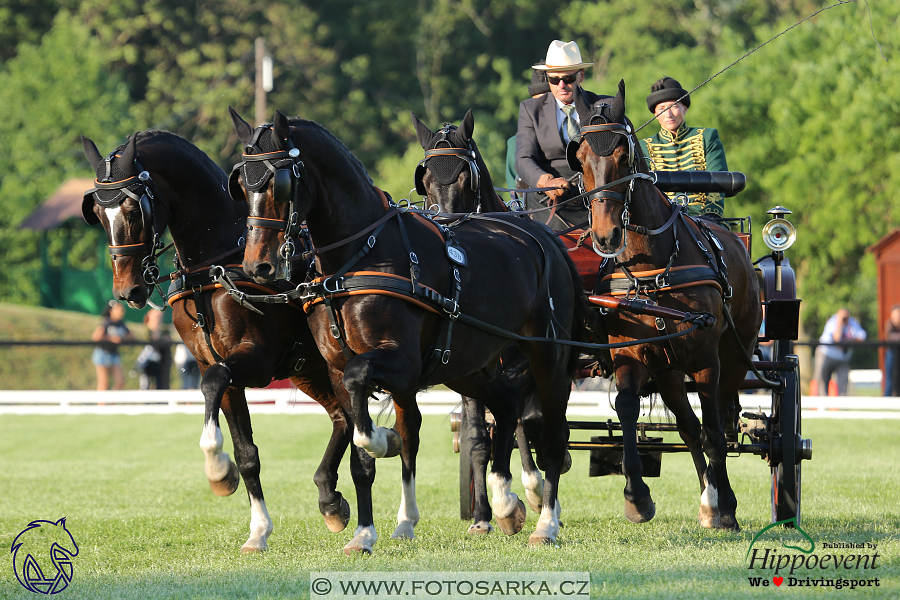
[104, 206, 126, 247]
[199, 420, 232, 481]
[243, 496, 274, 552]
[353, 425, 388, 458]
[393, 475, 419, 539]
[487, 472, 519, 519]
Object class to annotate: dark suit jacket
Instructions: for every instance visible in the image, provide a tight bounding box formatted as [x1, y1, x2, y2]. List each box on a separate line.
[515, 88, 611, 187]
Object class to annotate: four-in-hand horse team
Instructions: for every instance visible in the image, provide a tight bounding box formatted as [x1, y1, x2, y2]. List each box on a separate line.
[80, 39, 809, 555]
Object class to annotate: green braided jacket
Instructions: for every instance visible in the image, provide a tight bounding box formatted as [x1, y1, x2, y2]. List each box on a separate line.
[640, 122, 728, 217]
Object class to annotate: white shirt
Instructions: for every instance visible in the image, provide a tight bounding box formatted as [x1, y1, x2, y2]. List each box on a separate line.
[554, 97, 581, 144]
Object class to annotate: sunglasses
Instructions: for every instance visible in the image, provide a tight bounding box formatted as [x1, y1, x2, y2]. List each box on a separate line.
[548, 73, 580, 86]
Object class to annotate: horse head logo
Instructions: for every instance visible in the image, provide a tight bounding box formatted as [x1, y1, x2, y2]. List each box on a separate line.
[10, 518, 79, 594]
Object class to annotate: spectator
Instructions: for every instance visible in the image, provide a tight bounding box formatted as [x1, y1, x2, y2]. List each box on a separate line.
[884, 304, 900, 396]
[814, 307, 866, 396]
[134, 310, 172, 390]
[91, 300, 133, 390]
[174, 343, 201, 389]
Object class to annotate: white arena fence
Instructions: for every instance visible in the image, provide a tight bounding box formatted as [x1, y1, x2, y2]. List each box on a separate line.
[1, 386, 898, 419]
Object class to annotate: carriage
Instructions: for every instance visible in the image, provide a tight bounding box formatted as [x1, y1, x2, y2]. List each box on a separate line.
[82, 94, 814, 553]
[451, 170, 812, 527]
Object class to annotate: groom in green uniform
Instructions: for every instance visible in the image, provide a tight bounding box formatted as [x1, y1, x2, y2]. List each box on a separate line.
[640, 77, 728, 218]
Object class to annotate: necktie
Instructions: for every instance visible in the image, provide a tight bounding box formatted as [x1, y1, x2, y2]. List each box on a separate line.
[561, 105, 579, 143]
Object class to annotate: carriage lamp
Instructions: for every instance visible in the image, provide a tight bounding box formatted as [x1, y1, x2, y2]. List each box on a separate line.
[761, 206, 796, 252]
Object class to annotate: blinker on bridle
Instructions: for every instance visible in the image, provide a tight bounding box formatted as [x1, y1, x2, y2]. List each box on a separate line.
[229, 125, 313, 279]
[414, 124, 481, 210]
[82, 141, 169, 308]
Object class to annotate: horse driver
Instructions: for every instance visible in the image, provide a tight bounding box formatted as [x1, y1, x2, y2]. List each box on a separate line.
[640, 77, 729, 219]
[515, 40, 611, 231]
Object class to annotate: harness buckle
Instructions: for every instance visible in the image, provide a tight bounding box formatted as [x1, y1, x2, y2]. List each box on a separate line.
[444, 300, 460, 320]
[367, 235, 377, 249]
[323, 277, 344, 294]
[292, 162, 303, 178]
[441, 350, 451, 365]
[197, 313, 206, 328]
[294, 358, 306, 372]
[409, 252, 419, 265]
[655, 317, 666, 331]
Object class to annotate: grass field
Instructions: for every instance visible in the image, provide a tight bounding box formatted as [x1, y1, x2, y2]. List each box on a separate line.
[0, 413, 897, 599]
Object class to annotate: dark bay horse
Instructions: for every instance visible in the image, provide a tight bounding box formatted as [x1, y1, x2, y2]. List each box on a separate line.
[229, 107, 587, 546]
[568, 81, 761, 530]
[411, 109, 563, 531]
[81, 130, 375, 552]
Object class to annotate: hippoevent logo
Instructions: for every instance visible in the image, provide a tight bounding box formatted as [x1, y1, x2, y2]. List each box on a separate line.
[746, 517, 881, 590]
[10, 518, 79, 594]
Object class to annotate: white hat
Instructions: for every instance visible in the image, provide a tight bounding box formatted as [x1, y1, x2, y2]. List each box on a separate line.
[533, 40, 593, 71]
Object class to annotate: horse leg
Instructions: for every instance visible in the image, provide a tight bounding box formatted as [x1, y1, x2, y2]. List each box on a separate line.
[451, 374, 526, 536]
[463, 397, 494, 534]
[343, 443, 378, 555]
[518, 393, 544, 513]
[613, 360, 656, 524]
[197, 362, 272, 552]
[392, 397, 422, 539]
[656, 371, 707, 492]
[344, 350, 413, 460]
[526, 370, 570, 545]
[694, 366, 740, 531]
[198, 363, 241, 497]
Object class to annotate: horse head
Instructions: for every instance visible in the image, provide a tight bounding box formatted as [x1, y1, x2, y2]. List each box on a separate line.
[412, 109, 501, 214]
[82, 133, 160, 308]
[568, 80, 645, 256]
[229, 107, 315, 283]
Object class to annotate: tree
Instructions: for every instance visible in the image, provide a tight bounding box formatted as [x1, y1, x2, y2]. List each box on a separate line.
[0, 11, 132, 304]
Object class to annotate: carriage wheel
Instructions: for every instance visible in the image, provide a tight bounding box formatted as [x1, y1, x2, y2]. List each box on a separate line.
[771, 355, 802, 525]
[458, 407, 475, 520]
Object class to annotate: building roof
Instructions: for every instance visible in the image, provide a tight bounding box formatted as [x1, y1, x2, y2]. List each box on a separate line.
[19, 178, 94, 231]
[868, 229, 900, 258]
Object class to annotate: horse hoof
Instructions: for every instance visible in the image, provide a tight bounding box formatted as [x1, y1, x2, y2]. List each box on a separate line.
[383, 428, 403, 458]
[528, 533, 554, 546]
[717, 514, 740, 532]
[467, 521, 493, 535]
[391, 521, 415, 539]
[496, 498, 527, 536]
[624, 496, 656, 523]
[560, 451, 572, 475]
[208, 461, 240, 497]
[698, 506, 720, 529]
[342, 542, 373, 556]
[525, 489, 542, 513]
[240, 542, 267, 553]
[323, 498, 351, 533]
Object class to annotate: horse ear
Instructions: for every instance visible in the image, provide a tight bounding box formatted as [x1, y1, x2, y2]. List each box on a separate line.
[574, 90, 591, 125]
[411, 111, 433, 150]
[460, 109, 475, 141]
[121, 134, 137, 166]
[229, 106, 255, 146]
[611, 79, 626, 124]
[273, 110, 291, 146]
[82, 135, 103, 172]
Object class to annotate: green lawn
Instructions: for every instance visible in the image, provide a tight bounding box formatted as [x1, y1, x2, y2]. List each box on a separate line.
[0, 414, 897, 599]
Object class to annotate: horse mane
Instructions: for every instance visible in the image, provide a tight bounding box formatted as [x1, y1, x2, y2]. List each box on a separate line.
[285, 117, 374, 186]
[469, 139, 508, 213]
[133, 129, 228, 184]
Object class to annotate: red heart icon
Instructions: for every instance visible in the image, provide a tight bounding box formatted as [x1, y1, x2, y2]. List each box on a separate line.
[773, 577, 784, 586]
